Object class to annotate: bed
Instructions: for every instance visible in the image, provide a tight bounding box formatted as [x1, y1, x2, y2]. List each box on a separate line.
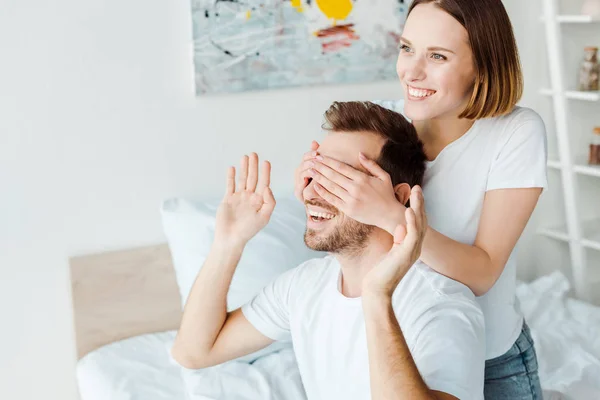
[71, 242, 308, 400]
[71, 242, 600, 400]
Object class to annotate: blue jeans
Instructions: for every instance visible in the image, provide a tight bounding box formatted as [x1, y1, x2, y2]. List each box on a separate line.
[484, 321, 543, 399]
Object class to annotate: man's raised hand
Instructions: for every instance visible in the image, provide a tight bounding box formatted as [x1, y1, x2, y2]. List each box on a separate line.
[214, 153, 276, 247]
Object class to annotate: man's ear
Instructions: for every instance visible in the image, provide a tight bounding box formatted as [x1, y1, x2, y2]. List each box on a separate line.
[393, 183, 411, 206]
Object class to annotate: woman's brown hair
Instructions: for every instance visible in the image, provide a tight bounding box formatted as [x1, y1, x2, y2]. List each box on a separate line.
[407, 0, 523, 119]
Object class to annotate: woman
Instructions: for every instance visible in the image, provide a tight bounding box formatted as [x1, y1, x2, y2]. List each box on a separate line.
[295, 0, 547, 398]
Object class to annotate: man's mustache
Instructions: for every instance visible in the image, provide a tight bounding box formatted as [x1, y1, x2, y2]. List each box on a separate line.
[304, 199, 339, 214]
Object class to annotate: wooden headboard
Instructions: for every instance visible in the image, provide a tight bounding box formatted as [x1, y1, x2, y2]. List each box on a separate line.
[69, 243, 182, 359]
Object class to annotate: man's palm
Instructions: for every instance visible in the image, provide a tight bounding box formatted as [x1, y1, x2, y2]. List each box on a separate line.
[362, 187, 427, 296]
[214, 153, 276, 245]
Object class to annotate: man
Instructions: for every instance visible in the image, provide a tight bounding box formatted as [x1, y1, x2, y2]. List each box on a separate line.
[171, 101, 485, 400]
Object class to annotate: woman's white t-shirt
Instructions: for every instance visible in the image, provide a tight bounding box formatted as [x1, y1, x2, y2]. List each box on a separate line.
[385, 102, 548, 359]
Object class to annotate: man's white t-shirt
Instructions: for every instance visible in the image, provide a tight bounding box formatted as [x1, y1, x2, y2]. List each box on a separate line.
[242, 256, 485, 400]
[376, 100, 548, 359]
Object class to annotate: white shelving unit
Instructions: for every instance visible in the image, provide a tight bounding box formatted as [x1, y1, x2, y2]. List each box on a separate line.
[540, 88, 600, 101]
[540, 14, 600, 23]
[538, 0, 600, 301]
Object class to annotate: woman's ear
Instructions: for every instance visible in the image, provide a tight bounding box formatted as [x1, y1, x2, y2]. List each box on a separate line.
[393, 183, 411, 206]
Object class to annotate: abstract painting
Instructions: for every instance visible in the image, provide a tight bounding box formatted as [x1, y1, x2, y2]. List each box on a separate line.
[191, 0, 411, 95]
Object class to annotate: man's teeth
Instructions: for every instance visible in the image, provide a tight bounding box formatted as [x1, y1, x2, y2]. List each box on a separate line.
[408, 87, 435, 98]
[309, 211, 335, 220]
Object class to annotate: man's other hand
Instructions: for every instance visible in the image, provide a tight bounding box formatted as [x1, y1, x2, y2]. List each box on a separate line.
[362, 186, 427, 298]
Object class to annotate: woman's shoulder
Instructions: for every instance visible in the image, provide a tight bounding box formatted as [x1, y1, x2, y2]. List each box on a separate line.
[487, 106, 545, 133]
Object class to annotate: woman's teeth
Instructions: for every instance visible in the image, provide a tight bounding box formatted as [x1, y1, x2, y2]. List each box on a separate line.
[408, 86, 435, 98]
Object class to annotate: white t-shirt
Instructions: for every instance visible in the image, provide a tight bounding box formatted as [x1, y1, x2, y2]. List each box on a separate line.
[418, 106, 548, 359]
[242, 256, 485, 400]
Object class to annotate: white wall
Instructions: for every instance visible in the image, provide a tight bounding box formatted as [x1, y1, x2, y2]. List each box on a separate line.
[0, 0, 547, 399]
[502, 0, 553, 281]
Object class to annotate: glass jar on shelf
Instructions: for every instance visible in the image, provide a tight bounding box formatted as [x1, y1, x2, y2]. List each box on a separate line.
[579, 47, 600, 91]
[582, 0, 600, 17]
[590, 127, 600, 166]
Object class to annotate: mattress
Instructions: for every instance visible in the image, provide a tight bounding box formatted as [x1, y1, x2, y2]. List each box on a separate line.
[77, 272, 600, 400]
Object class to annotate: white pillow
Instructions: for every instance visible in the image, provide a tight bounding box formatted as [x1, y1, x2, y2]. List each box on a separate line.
[161, 195, 323, 310]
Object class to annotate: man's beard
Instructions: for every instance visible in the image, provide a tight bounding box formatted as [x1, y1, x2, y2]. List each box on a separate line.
[304, 217, 374, 256]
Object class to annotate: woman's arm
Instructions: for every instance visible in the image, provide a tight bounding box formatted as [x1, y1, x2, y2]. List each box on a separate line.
[420, 187, 542, 296]
[305, 155, 543, 296]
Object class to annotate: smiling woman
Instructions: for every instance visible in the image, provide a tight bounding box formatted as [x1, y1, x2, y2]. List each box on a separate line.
[294, 0, 548, 399]
[398, 0, 523, 122]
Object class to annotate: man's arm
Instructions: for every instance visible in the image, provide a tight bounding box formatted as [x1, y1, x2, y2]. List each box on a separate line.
[363, 294, 458, 400]
[171, 241, 273, 369]
[171, 153, 276, 369]
[361, 187, 461, 400]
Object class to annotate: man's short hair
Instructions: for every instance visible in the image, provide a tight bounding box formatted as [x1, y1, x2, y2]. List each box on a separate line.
[322, 101, 426, 189]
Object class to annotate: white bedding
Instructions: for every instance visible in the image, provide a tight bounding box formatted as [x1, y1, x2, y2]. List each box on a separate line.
[517, 272, 600, 399]
[77, 272, 600, 400]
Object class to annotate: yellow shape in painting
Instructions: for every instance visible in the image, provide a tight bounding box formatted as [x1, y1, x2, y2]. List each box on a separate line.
[316, 0, 353, 21]
[291, 0, 304, 12]
[245, 10, 251, 20]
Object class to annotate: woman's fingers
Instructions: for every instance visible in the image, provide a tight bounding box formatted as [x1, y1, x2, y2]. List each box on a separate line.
[246, 153, 259, 192]
[236, 155, 249, 193]
[313, 182, 343, 209]
[256, 160, 271, 194]
[294, 142, 320, 200]
[312, 155, 364, 181]
[309, 168, 350, 201]
[226, 166, 236, 195]
[358, 152, 391, 181]
[295, 159, 318, 199]
[309, 161, 353, 195]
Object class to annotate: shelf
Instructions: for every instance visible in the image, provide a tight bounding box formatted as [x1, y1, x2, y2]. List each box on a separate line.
[538, 225, 571, 243]
[540, 14, 600, 23]
[581, 218, 600, 251]
[540, 88, 600, 101]
[546, 157, 600, 177]
[548, 159, 562, 170]
[574, 163, 600, 178]
[537, 219, 600, 251]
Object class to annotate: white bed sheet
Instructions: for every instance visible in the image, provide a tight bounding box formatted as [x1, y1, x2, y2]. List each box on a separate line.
[517, 272, 600, 400]
[77, 272, 600, 400]
[76, 331, 306, 400]
[77, 331, 186, 400]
